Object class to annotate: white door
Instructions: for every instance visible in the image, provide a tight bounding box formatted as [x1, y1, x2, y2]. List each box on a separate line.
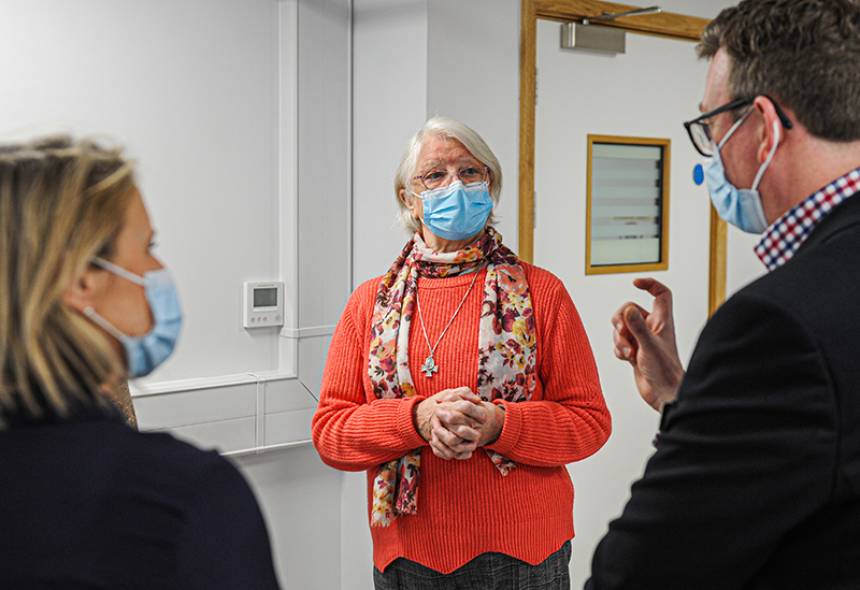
[533, 12, 760, 584]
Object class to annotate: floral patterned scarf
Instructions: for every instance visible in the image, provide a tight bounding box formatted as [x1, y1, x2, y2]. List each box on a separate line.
[368, 227, 537, 527]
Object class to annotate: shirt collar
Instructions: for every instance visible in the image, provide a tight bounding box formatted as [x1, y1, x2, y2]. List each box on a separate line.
[755, 167, 860, 271]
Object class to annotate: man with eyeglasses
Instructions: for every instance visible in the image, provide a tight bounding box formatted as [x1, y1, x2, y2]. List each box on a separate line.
[587, 1, 860, 588]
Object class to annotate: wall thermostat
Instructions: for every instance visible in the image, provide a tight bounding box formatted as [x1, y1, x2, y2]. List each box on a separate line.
[243, 281, 285, 329]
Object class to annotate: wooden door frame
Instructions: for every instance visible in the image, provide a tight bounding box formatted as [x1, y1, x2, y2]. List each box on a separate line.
[519, 0, 727, 315]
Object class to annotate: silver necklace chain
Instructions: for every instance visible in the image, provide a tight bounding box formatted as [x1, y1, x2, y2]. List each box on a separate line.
[415, 268, 482, 378]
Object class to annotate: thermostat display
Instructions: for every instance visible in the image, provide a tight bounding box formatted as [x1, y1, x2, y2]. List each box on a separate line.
[253, 287, 278, 308]
[244, 282, 285, 329]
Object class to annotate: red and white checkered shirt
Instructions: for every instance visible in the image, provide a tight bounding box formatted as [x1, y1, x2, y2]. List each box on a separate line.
[755, 167, 860, 270]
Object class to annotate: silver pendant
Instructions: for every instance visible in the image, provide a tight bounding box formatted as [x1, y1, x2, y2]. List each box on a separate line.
[421, 355, 439, 378]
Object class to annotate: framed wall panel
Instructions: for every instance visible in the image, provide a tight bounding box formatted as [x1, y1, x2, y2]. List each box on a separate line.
[585, 134, 670, 275]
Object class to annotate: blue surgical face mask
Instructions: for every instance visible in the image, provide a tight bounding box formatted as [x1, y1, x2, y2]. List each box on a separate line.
[84, 258, 183, 378]
[416, 180, 493, 241]
[705, 113, 781, 234]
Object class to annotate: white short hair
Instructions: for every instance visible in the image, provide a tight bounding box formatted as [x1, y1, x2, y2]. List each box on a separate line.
[394, 116, 502, 233]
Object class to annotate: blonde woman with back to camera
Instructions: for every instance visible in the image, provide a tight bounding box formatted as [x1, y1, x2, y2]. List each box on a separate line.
[313, 117, 612, 589]
[0, 137, 280, 589]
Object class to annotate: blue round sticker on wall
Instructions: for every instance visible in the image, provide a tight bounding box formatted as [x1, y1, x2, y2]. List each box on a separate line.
[693, 163, 705, 186]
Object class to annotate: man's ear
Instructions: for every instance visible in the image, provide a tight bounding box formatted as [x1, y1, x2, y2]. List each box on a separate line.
[62, 265, 107, 313]
[753, 96, 782, 164]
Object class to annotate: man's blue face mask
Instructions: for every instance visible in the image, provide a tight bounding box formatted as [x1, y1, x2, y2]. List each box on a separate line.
[415, 180, 494, 241]
[84, 258, 183, 378]
[705, 112, 782, 235]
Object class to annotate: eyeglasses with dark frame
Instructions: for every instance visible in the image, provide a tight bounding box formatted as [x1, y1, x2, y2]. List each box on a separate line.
[683, 95, 794, 158]
[413, 165, 489, 192]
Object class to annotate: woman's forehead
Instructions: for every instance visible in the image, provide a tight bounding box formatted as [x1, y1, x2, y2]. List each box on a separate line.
[417, 136, 477, 165]
[119, 187, 154, 244]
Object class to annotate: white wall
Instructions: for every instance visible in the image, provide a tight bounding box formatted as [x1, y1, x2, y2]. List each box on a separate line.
[654, 0, 732, 17]
[727, 227, 766, 295]
[0, 0, 284, 384]
[426, 0, 521, 250]
[297, 0, 352, 331]
[236, 446, 342, 590]
[352, 0, 428, 287]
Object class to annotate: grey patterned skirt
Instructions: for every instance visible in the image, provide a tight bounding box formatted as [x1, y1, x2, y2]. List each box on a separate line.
[373, 541, 572, 590]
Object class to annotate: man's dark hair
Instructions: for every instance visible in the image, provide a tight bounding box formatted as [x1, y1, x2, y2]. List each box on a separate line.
[699, 0, 860, 142]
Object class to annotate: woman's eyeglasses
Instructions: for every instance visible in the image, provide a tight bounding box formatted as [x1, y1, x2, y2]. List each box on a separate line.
[414, 165, 489, 191]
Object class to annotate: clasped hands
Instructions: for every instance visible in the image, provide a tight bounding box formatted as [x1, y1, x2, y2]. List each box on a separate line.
[413, 387, 504, 460]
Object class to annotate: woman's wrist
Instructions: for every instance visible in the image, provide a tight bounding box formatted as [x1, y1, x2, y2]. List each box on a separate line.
[482, 402, 505, 446]
[413, 398, 433, 441]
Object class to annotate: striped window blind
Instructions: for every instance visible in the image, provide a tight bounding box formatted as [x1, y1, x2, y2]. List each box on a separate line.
[589, 142, 666, 267]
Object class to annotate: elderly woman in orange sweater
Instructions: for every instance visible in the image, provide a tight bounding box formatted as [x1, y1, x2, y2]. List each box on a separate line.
[312, 116, 611, 589]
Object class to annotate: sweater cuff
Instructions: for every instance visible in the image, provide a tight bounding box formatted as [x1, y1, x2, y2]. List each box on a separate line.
[487, 399, 523, 457]
[397, 396, 428, 449]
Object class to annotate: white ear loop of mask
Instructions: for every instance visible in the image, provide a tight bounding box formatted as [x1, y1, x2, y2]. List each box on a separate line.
[717, 113, 781, 191]
[751, 120, 782, 191]
[83, 306, 128, 342]
[717, 110, 751, 149]
[91, 257, 146, 286]
[82, 257, 148, 341]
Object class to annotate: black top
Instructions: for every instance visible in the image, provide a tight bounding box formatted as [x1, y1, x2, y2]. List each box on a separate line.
[0, 410, 281, 589]
[587, 193, 860, 589]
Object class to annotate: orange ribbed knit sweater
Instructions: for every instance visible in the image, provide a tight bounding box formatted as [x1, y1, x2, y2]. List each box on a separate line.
[312, 262, 611, 574]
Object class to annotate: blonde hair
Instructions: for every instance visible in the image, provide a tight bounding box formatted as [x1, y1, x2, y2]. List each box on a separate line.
[394, 116, 503, 234]
[0, 136, 135, 422]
